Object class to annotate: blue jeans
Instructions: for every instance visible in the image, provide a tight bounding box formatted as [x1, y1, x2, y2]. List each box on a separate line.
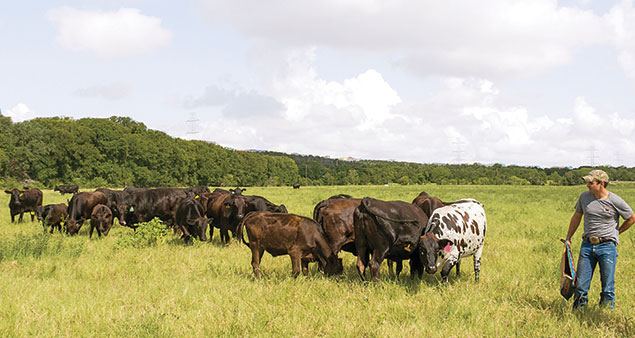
[572, 241, 618, 310]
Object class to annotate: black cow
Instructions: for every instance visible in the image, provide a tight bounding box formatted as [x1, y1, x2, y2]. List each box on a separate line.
[66, 191, 108, 235]
[54, 184, 79, 195]
[230, 187, 246, 195]
[5, 188, 43, 223]
[244, 195, 288, 214]
[353, 197, 428, 283]
[206, 191, 247, 243]
[312, 195, 361, 256]
[175, 197, 210, 245]
[90, 204, 113, 238]
[95, 188, 132, 228]
[37, 203, 68, 233]
[238, 211, 343, 278]
[123, 187, 188, 228]
[293, 183, 300, 189]
[184, 185, 210, 197]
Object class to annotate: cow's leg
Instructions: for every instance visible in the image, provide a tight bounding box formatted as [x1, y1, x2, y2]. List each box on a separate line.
[395, 260, 403, 279]
[301, 259, 310, 276]
[441, 255, 459, 283]
[387, 260, 394, 276]
[208, 226, 214, 242]
[250, 244, 263, 278]
[356, 247, 369, 280]
[10, 213, 15, 223]
[369, 248, 388, 283]
[290, 251, 302, 277]
[89, 224, 95, 238]
[455, 258, 461, 277]
[18, 212, 24, 223]
[473, 246, 483, 282]
[30, 211, 35, 222]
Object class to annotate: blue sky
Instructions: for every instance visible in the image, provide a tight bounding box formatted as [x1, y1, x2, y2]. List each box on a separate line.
[2, 0, 635, 167]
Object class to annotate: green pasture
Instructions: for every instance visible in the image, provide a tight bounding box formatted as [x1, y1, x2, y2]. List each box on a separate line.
[0, 185, 633, 337]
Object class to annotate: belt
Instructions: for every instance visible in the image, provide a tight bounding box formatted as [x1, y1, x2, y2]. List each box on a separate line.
[583, 235, 614, 245]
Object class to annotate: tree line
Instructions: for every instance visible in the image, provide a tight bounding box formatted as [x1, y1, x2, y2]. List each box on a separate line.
[1, 115, 634, 188]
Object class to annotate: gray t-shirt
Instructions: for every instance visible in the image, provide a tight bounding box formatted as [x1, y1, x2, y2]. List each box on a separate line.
[574, 191, 634, 245]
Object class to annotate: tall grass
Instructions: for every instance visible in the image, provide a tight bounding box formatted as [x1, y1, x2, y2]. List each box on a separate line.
[0, 186, 633, 337]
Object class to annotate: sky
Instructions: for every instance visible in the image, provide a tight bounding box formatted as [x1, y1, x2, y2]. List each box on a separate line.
[2, 0, 635, 168]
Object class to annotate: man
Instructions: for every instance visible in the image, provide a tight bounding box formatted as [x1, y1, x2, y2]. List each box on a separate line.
[565, 169, 635, 310]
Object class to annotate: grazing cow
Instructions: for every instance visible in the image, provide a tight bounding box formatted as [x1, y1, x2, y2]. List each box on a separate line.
[238, 211, 343, 278]
[312, 195, 362, 256]
[66, 191, 108, 235]
[184, 185, 210, 197]
[244, 195, 288, 214]
[90, 204, 114, 238]
[206, 191, 247, 243]
[175, 196, 210, 245]
[54, 184, 79, 195]
[37, 203, 68, 233]
[123, 187, 188, 228]
[95, 188, 131, 228]
[418, 199, 487, 283]
[293, 183, 300, 189]
[354, 197, 428, 283]
[5, 188, 43, 223]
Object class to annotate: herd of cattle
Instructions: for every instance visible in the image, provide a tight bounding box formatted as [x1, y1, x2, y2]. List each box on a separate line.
[4, 186, 486, 283]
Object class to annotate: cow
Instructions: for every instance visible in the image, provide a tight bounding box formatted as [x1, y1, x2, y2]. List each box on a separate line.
[184, 185, 210, 197]
[293, 183, 300, 189]
[89, 204, 114, 238]
[66, 191, 108, 235]
[95, 188, 131, 228]
[238, 211, 343, 278]
[312, 195, 362, 256]
[412, 191, 446, 218]
[244, 195, 288, 214]
[353, 197, 429, 283]
[5, 188, 43, 223]
[175, 196, 210, 245]
[37, 203, 68, 233]
[206, 190, 247, 243]
[54, 184, 79, 195]
[418, 199, 487, 283]
[123, 187, 188, 228]
[229, 187, 246, 195]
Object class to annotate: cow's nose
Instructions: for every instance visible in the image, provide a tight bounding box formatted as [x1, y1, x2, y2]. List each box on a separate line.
[426, 266, 437, 274]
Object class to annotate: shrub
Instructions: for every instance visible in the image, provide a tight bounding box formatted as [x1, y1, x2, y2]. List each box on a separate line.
[114, 218, 170, 249]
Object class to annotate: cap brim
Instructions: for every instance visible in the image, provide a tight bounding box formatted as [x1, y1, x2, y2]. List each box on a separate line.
[582, 175, 593, 182]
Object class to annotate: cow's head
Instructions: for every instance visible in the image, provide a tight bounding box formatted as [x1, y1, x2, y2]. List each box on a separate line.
[274, 204, 288, 213]
[323, 255, 344, 276]
[65, 219, 80, 235]
[36, 206, 45, 222]
[418, 234, 451, 274]
[229, 187, 245, 195]
[93, 206, 113, 236]
[222, 195, 247, 227]
[191, 216, 210, 242]
[5, 189, 22, 206]
[111, 201, 129, 228]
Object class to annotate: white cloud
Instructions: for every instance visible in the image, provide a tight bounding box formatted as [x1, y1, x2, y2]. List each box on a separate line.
[74, 82, 132, 100]
[605, 0, 635, 79]
[4, 103, 36, 122]
[48, 7, 172, 58]
[200, 0, 607, 78]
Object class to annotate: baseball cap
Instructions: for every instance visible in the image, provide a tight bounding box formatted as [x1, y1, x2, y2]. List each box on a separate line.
[583, 169, 609, 183]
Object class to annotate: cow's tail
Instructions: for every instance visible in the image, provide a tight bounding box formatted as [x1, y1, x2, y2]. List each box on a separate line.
[237, 217, 249, 247]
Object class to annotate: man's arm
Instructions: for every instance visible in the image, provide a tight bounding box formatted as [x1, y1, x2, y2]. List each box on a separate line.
[566, 212, 583, 244]
[619, 213, 635, 235]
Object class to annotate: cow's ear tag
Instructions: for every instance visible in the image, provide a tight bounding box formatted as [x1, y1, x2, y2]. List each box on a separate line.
[129, 206, 134, 212]
[60, 221, 65, 226]
[19, 193, 23, 197]
[404, 245, 412, 252]
[225, 205, 230, 209]
[444, 242, 451, 252]
[195, 195, 199, 199]
[30, 212, 34, 215]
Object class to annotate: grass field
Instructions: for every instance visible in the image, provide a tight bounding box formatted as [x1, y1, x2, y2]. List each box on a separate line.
[1, 185, 634, 337]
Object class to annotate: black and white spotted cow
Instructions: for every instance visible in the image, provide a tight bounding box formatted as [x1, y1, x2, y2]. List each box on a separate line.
[418, 198, 486, 283]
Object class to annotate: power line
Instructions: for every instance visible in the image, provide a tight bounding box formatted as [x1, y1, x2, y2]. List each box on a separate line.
[186, 112, 200, 135]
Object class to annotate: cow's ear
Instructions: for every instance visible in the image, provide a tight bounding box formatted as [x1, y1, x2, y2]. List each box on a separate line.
[4, 190, 10, 194]
[438, 239, 452, 252]
[229, 189, 235, 194]
[420, 198, 433, 218]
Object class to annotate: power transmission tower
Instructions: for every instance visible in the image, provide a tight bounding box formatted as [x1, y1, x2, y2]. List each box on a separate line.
[453, 140, 465, 164]
[186, 112, 200, 136]
[588, 145, 597, 167]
